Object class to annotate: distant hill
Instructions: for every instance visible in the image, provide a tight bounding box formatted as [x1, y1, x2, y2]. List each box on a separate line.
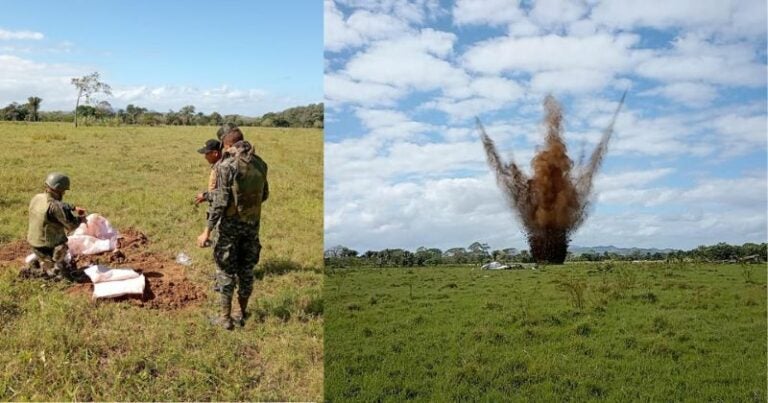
[569, 245, 677, 256]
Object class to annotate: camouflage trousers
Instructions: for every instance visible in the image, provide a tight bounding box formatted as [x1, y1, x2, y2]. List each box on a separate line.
[27, 243, 71, 278]
[213, 218, 261, 298]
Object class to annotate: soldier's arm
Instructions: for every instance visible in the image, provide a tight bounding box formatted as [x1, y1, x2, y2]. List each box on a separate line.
[203, 168, 217, 202]
[206, 163, 234, 230]
[48, 201, 83, 232]
[261, 161, 269, 203]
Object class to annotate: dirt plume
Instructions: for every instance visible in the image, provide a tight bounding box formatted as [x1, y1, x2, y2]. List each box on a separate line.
[479, 92, 626, 263]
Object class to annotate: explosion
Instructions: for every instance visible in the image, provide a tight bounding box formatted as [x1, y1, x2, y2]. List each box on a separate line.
[479, 93, 626, 264]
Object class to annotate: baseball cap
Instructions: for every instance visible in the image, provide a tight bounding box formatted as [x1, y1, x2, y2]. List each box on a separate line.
[197, 139, 221, 154]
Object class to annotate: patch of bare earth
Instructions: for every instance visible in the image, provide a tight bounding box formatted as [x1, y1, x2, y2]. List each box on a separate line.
[1, 228, 205, 310]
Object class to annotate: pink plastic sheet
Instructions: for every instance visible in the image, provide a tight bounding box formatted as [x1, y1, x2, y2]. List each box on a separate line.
[67, 214, 119, 256]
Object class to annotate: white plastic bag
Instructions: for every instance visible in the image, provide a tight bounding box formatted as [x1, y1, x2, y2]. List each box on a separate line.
[83, 264, 145, 299]
[92, 274, 146, 299]
[67, 214, 119, 256]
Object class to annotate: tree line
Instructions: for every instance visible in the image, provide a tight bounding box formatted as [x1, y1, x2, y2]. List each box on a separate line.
[1, 98, 323, 128]
[324, 241, 768, 268]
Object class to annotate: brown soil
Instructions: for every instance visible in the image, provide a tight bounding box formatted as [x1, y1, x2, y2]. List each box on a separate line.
[1, 228, 205, 310]
[0, 240, 28, 265]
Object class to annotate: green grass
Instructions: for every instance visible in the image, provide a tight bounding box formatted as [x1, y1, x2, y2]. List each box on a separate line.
[325, 263, 767, 402]
[0, 122, 323, 401]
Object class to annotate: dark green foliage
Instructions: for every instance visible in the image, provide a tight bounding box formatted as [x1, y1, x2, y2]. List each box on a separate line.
[1, 98, 324, 129]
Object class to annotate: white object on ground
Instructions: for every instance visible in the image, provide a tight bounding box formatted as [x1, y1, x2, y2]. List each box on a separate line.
[24, 251, 71, 264]
[481, 261, 510, 270]
[83, 264, 145, 299]
[67, 214, 119, 256]
[175, 252, 192, 266]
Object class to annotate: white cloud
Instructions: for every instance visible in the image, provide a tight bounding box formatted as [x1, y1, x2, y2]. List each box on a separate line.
[324, 174, 524, 251]
[355, 108, 434, 140]
[452, 0, 525, 26]
[422, 75, 526, 120]
[711, 113, 768, 157]
[530, 0, 588, 28]
[324, 0, 413, 52]
[0, 54, 291, 115]
[423, 96, 513, 121]
[462, 33, 643, 76]
[326, 137, 486, 183]
[0, 28, 44, 40]
[590, 0, 767, 39]
[324, 0, 364, 52]
[594, 168, 675, 192]
[324, 73, 404, 107]
[343, 28, 467, 92]
[529, 68, 614, 94]
[635, 34, 766, 87]
[335, 0, 439, 24]
[641, 82, 718, 107]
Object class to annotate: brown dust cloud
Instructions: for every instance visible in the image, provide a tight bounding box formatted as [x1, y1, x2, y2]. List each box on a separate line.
[479, 92, 626, 263]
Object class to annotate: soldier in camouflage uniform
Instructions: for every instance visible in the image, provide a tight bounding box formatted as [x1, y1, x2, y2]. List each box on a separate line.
[197, 126, 269, 329]
[194, 138, 222, 206]
[25, 173, 87, 280]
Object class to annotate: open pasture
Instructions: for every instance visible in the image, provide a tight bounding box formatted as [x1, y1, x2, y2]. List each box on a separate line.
[325, 262, 766, 402]
[0, 122, 323, 401]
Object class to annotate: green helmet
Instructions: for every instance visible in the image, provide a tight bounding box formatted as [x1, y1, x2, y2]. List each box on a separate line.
[45, 172, 70, 191]
[216, 122, 238, 140]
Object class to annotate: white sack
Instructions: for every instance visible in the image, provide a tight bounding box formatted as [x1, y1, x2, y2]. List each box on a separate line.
[92, 274, 146, 299]
[84, 264, 141, 283]
[67, 214, 119, 256]
[83, 264, 145, 299]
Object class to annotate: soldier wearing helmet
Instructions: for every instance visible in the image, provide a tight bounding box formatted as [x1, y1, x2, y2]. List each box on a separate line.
[25, 172, 87, 280]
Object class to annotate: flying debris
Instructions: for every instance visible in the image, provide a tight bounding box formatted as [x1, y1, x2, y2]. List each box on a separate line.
[478, 92, 626, 264]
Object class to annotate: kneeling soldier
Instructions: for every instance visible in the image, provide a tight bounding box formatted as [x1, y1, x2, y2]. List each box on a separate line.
[26, 172, 86, 280]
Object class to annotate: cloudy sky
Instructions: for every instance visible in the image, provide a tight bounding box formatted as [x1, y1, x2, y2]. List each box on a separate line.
[0, 0, 322, 115]
[324, 0, 767, 252]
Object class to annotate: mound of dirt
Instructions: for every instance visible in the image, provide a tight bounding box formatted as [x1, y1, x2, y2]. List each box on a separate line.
[2, 229, 205, 311]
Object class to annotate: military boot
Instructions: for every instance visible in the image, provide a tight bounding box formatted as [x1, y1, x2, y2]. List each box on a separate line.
[232, 296, 249, 327]
[210, 294, 234, 330]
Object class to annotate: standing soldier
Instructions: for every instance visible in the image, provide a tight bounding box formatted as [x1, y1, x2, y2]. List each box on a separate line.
[194, 138, 223, 206]
[197, 127, 269, 329]
[26, 173, 86, 280]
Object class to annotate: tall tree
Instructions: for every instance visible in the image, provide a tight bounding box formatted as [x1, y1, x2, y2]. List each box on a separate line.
[26, 96, 42, 122]
[71, 72, 112, 127]
[179, 105, 195, 125]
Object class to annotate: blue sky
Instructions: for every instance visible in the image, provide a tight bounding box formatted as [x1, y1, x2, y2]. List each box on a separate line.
[0, 0, 322, 115]
[324, 0, 767, 252]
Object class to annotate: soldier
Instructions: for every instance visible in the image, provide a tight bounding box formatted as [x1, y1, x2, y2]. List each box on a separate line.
[197, 127, 269, 329]
[216, 122, 238, 141]
[26, 173, 87, 280]
[194, 139, 223, 205]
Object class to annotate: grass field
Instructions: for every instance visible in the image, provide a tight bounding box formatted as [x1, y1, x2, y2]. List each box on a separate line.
[0, 122, 323, 401]
[325, 263, 766, 402]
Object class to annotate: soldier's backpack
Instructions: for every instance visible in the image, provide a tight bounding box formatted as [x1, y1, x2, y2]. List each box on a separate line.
[226, 149, 268, 225]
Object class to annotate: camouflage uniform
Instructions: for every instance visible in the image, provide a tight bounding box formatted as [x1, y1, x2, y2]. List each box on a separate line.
[26, 191, 83, 279]
[207, 140, 269, 327]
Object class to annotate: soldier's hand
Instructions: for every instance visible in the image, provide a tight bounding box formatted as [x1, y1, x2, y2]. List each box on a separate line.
[74, 207, 87, 217]
[197, 230, 210, 248]
[194, 193, 206, 205]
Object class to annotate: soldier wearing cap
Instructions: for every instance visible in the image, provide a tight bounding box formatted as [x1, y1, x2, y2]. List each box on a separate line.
[195, 139, 223, 205]
[197, 125, 269, 330]
[25, 172, 87, 280]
